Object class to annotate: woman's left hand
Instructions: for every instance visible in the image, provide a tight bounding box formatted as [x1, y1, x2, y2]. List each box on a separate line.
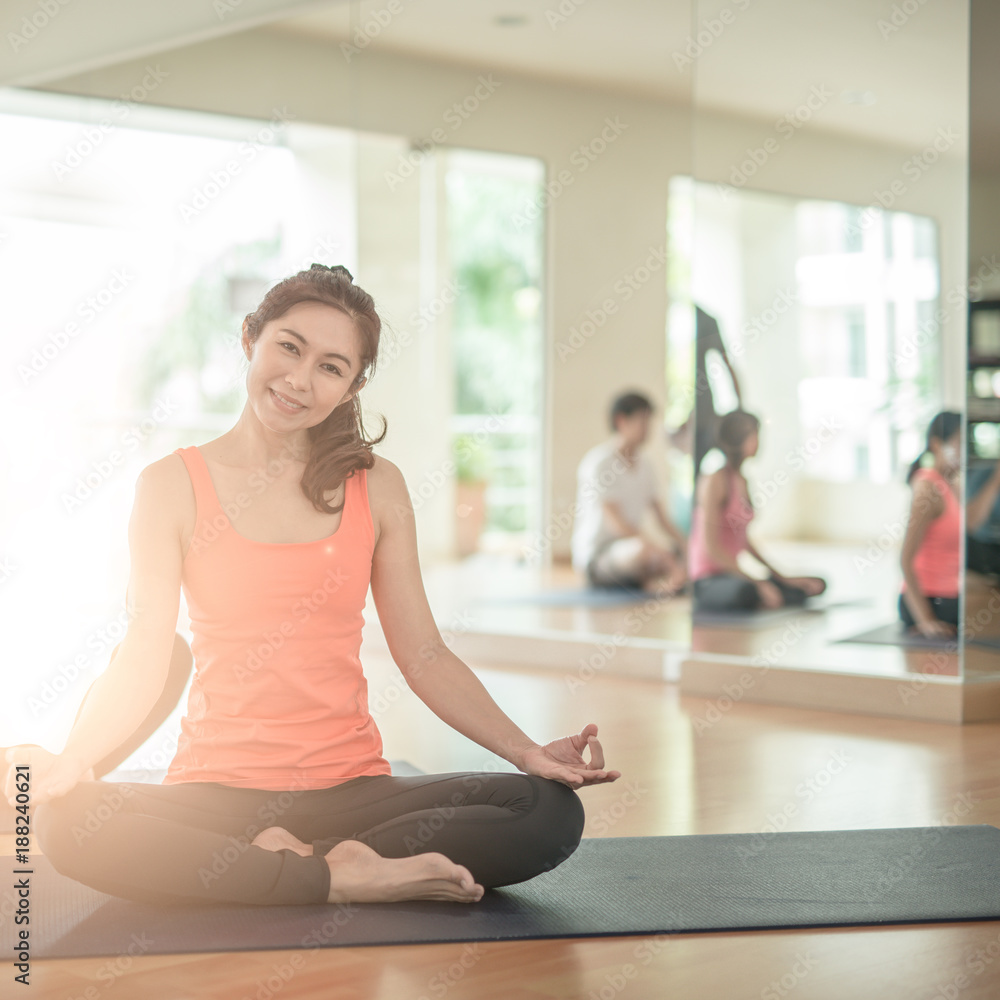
[779, 575, 825, 597]
[517, 723, 621, 789]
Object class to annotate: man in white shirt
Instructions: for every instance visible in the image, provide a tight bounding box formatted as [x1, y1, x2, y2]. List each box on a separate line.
[571, 392, 687, 591]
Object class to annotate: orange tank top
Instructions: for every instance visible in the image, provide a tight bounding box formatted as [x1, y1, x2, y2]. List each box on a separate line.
[687, 466, 754, 581]
[901, 466, 961, 599]
[163, 446, 393, 790]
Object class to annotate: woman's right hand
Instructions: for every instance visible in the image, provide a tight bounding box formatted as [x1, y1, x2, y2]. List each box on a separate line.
[3, 745, 93, 808]
[914, 618, 957, 639]
[755, 579, 784, 609]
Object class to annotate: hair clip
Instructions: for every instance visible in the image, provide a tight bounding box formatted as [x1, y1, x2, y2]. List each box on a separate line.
[309, 263, 354, 282]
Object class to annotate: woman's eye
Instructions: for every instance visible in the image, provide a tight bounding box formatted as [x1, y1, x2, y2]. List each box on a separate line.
[281, 343, 339, 375]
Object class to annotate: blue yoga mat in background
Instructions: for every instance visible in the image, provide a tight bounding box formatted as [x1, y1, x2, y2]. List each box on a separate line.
[474, 587, 651, 607]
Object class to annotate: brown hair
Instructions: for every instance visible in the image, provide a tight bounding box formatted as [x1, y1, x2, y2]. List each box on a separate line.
[716, 409, 760, 467]
[906, 410, 961, 484]
[609, 390, 653, 432]
[241, 264, 387, 514]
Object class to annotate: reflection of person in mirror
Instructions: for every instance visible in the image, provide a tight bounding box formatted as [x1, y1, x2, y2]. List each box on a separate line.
[966, 456, 1000, 581]
[3, 265, 619, 911]
[900, 411, 963, 637]
[691, 306, 742, 477]
[571, 391, 688, 593]
[687, 410, 827, 612]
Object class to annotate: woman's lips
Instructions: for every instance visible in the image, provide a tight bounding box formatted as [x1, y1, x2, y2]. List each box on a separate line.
[270, 388, 306, 411]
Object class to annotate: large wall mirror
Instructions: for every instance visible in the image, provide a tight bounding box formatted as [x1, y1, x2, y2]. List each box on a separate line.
[684, 0, 974, 694]
[335, 0, 697, 660]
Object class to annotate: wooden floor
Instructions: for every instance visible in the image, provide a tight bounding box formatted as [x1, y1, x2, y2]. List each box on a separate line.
[10, 550, 1000, 998]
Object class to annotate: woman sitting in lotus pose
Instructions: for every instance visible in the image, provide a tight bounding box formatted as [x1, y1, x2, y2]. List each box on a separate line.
[4, 264, 618, 907]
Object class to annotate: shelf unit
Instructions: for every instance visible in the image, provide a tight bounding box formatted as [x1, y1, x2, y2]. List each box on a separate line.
[968, 299, 1000, 465]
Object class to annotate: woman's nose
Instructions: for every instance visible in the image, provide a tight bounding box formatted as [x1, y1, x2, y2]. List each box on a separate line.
[285, 361, 309, 391]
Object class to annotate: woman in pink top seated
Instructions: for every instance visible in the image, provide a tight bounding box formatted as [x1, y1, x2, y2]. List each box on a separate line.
[899, 411, 962, 637]
[5, 265, 619, 908]
[688, 410, 827, 613]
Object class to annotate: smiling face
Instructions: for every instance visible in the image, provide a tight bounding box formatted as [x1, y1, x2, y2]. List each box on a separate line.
[241, 299, 367, 431]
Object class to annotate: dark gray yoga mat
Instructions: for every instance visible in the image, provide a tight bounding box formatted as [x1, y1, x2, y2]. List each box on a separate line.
[475, 586, 650, 607]
[836, 622, 1000, 650]
[692, 597, 868, 630]
[7, 825, 1000, 958]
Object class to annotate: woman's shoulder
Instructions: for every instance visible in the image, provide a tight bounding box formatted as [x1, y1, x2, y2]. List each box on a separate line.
[911, 466, 947, 490]
[705, 464, 735, 489]
[142, 452, 197, 514]
[125, 452, 193, 544]
[909, 467, 947, 508]
[364, 455, 411, 548]
[364, 453, 409, 507]
[138, 449, 190, 491]
[366, 451, 401, 482]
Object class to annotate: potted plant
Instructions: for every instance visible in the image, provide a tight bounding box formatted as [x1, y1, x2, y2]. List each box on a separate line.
[453, 432, 492, 557]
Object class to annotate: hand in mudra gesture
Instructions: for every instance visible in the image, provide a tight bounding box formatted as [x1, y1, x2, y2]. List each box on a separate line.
[518, 723, 621, 789]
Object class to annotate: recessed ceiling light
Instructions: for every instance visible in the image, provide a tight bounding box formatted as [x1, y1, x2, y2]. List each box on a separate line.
[494, 14, 529, 27]
[841, 90, 876, 106]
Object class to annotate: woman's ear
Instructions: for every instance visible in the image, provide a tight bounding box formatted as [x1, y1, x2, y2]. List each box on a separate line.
[241, 318, 254, 359]
[343, 376, 367, 405]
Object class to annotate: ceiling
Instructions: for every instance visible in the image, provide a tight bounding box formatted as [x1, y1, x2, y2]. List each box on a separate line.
[4, 0, 993, 169]
[267, 0, 973, 160]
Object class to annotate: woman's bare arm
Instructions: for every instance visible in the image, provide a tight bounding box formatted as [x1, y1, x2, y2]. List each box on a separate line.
[59, 458, 186, 773]
[900, 476, 946, 629]
[967, 461, 1000, 535]
[368, 457, 540, 769]
[601, 499, 637, 538]
[652, 499, 687, 553]
[743, 537, 783, 579]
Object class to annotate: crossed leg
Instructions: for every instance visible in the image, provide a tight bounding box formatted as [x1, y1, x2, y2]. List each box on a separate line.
[588, 536, 685, 592]
[252, 829, 483, 903]
[34, 770, 585, 906]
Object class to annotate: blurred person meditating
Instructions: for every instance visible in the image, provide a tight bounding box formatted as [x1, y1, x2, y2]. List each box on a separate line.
[899, 411, 963, 637]
[571, 391, 687, 593]
[687, 410, 826, 613]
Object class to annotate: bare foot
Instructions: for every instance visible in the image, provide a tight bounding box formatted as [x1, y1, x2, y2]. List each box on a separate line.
[323, 839, 484, 904]
[251, 826, 314, 856]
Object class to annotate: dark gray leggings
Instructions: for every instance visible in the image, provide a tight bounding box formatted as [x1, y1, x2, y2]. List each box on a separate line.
[34, 769, 586, 906]
[33, 637, 586, 906]
[693, 573, 822, 612]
